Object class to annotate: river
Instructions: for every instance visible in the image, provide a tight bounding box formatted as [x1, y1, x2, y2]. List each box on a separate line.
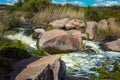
[6, 27, 120, 80]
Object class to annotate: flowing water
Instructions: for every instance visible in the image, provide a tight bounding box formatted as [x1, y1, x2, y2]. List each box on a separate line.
[6, 28, 120, 80]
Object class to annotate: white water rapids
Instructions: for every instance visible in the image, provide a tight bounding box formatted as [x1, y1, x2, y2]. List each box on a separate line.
[6, 30, 120, 80]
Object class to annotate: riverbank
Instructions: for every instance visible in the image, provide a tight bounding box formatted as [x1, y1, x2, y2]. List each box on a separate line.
[0, 0, 120, 80]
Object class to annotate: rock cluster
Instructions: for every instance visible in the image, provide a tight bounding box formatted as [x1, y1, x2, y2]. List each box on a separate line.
[32, 18, 119, 53]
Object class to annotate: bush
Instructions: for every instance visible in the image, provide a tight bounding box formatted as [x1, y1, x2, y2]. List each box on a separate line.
[0, 16, 21, 29]
[85, 6, 100, 22]
[0, 36, 32, 61]
[85, 6, 120, 22]
[95, 24, 120, 41]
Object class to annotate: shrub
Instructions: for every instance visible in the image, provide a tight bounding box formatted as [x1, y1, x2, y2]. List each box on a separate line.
[0, 36, 32, 61]
[95, 24, 120, 41]
[0, 16, 21, 28]
[85, 6, 120, 22]
[85, 6, 100, 22]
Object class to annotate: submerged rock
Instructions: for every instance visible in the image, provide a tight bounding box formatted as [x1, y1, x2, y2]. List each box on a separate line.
[9, 56, 66, 80]
[102, 38, 120, 52]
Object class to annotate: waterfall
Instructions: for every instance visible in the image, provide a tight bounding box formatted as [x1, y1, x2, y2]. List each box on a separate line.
[59, 41, 120, 80]
[6, 30, 37, 49]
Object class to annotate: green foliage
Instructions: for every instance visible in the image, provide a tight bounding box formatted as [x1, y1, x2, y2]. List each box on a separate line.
[12, 0, 51, 12]
[91, 61, 120, 80]
[0, 16, 21, 29]
[0, 36, 32, 60]
[85, 6, 120, 21]
[85, 6, 100, 22]
[46, 27, 61, 31]
[32, 47, 49, 56]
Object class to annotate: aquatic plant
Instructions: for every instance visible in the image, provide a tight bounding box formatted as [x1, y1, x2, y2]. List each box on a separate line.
[91, 61, 120, 80]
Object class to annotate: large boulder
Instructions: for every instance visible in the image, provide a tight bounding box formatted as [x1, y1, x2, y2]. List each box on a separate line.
[37, 29, 68, 47]
[32, 28, 45, 39]
[9, 56, 66, 80]
[49, 18, 69, 28]
[68, 30, 82, 43]
[102, 39, 120, 52]
[98, 19, 108, 29]
[43, 35, 80, 53]
[86, 22, 98, 40]
[65, 19, 86, 29]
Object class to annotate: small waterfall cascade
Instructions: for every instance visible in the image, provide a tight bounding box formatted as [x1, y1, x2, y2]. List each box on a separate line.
[6, 28, 37, 49]
[60, 41, 120, 79]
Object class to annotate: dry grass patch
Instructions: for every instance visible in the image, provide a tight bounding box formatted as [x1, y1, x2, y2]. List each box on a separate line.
[95, 24, 120, 41]
[32, 6, 84, 25]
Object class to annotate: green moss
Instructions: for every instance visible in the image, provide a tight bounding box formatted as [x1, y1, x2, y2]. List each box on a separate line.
[46, 27, 61, 31]
[32, 47, 50, 56]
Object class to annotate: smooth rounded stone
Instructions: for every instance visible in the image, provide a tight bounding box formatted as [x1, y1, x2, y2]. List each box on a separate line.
[65, 19, 86, 30]
[98, 19, 108, 29]
[85, 21, 98, 40]
[102, 38, 120, 52]
[43, 35, 80, 53]
[49, 18, 69, 28]
[37, 29, 68, 47]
